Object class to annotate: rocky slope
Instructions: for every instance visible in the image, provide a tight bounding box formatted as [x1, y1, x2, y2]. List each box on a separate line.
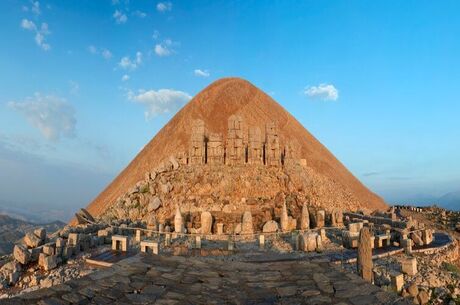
[83, 77, 386, 222]
[0, 215, 64, 255]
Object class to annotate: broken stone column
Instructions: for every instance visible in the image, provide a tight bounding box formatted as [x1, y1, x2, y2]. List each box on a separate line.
[200, 211, 213, 234]
[331, 209, 343, 227]
[241, 211, 253, 235]
[265, 122, 280, 166]
[402, 238, 413, 254]
[357, 227, 373, 282]
[316, 235, 323, 252]
[300, 204, 310, 230]
[189, 119, 206, 165]
[248, 127, 263, 165]
[174, 206, 184, 233]
[314, 210, 325, 228]
[280, 202, 289, 232]
[226, 115, 245, 165]
[207, 133, 224, 165]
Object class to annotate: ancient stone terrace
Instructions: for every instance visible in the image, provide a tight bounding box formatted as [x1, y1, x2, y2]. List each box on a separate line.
[188, 115, 301, 167]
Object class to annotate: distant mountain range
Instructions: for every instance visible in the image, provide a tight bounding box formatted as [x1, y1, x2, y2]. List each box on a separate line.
[438, 191, 460, 211]
[0, 214, 64, 255]
[392, 190, 460, 211]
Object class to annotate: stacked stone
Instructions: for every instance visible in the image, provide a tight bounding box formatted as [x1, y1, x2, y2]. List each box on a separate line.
[207, 133, 224, 165]
[357, 227, 373, 282]
[265, 122, 280, 166]
[226, 115, 245, 165]
[189, 119, 206, 165]
[248, 127, 263, 165]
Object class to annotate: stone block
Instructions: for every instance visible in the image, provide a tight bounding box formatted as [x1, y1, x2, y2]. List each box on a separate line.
[68, 233, 80, 247]
[135, 230, 142, 243]
[29, 246, 42, 262]
[42, 243, 56, 256]
[391, 273, 404, 292]
[195, 236, 201, 249]
[13, 244, 30, 265]
[259, 235, 265, 249]
[401, 239, 412, 254]
[38, 253, 57, 271]
[112, 235, 129, 252]
[140, 240, 159, 255]
[401, 258, 417, 276]
[217, 223, 224, 235]
[24, 231, 43, 248]
[262, 220, 279, 233]
[300, 233, 317, 252]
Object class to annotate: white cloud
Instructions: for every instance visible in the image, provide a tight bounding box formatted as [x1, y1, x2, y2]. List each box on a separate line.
[113, 10, 127, 24]
[118, 51, 142, 70]
[304, 83, 339, 101]
[194, 69, 210, 77]
[8, 93, 76, 141]
[121, 74, 130, 82]
[88, 46, 112, 60]
[156, 2, 172, 12]
[154, 39, 177, 57]
[21, 19, 51, 51]
[128, 88, 191, 119]
[133, 10, 147, 18]
[31, 1, 41, 15]
[152, 30, 160, 40]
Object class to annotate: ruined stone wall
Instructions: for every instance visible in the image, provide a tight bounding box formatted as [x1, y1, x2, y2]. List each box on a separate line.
[187, 117, 299, 167]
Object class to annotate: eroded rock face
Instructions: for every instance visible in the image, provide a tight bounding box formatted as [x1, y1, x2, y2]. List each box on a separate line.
[357, 227, 373, 282]
[148, 197, 162, 212]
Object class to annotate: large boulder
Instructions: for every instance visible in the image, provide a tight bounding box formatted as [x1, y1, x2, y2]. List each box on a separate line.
[34, 228, 46, 240]
[13, 244, 30, 265]
[148, 197, 162, 212]
[38, 253, 57, 271]
[24, 231, 43, 248]
[262, 220, 279, 233]
[299, 233, 317, 252]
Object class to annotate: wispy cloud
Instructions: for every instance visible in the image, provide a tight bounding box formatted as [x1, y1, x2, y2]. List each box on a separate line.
[87, 45, 112, 60]
[156, 1, 172, 12]
[154, 39, 177, 57]
[121, 74, 130, 82]
[304, 83, 339, 101]
[194, 69, 210, 77]
[21, 19, 51, 51]
[128, 88, 191, 119]
[363, 172, 380, 177]
[118, 52, 142, 70]
[133, 10, 147, 18]
[113, 10, 127, 24]
[8, 93, 76, 142]
[22, 1, 41, 15]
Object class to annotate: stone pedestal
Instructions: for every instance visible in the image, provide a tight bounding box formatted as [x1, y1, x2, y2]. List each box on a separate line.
[401, 258, 417, 276]
[112, 235, 128, 252]
[391, 273, 404, 292]
[402, 239, 412, 254]
[357, 227, 373, 282]
[140, 241, 159, 255]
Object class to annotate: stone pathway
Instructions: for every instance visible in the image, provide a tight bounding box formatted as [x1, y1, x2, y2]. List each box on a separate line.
[3, 253, 413, 305]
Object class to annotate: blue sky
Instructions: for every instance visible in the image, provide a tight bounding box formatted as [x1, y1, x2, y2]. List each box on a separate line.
[1, 0, 459, 220]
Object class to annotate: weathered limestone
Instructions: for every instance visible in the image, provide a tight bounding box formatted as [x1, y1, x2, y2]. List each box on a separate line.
[357, 227, 373, 282]
[165, 233, 171, 246]
[331, 209, 343, 227]
[248, 127, 263, 165]
[38, 253, 57, 271]
[299, 233, 318, 252]
[411, 232, 424, 246]
[259, 235, 265, 249]
[24, 231, 43, 248]
[217, 223, 224, 235]
[402, 238, 413, 254]
[265, 122, 280, 166]
[375, 234, 391, 248]
[135, 229, 142, 242]
[189, 119, 206, 165]
[13, 244, 30, 265]
[348, 222, 363, 233]
[315, 235, 323, 252]
[174, 206, 184, 233]
[207, 133, 224, 165]
[42, 243, 56, 256]
[300, 204, 310, 230]
[75, 208, 95, 225]
[263, 220, 279, 233]
[422, 229, 433, 245]
[314, 210, 325, 228]
[401, 257, 417, 276]
[0, 262, 22, 285]
[342, 230, 359, 248]
[200, 211, 213, 234]
[68, 233, 80, 247]
[34, 228, 46, 240]
[112, 235, 128, 252]
[195, 236, 201, 249]
[227, 238, 234, 251]
[148, 197, 162, 212]
[226, 115, 245, 165]
[391, 272, 404, 292]
[280, 202, 289, 232]
[241, 211, 253, 235]
[140, 241, 159, 254]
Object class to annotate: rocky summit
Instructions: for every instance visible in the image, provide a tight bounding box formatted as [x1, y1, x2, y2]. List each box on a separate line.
[82, 77, 386, 226]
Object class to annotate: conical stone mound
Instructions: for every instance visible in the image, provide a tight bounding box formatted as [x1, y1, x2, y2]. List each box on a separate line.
[83, 77, 387, 221]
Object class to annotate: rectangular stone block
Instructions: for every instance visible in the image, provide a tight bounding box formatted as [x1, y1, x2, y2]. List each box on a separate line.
[112, 235, 129, 252]
[135, 230, 142, 243]
[259, 235, 265, 249]
[401, 239, 412, 254]
[401, 258, 417, 276]
[42, 243, 56, 256]
[38, 253, 57, 271]
[140, 240, 158, 255]
[195, 236, 201, 249]
[68, 233, 79, 247]
[217, 223, 224, 235]
[391, 273, 404, 292]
